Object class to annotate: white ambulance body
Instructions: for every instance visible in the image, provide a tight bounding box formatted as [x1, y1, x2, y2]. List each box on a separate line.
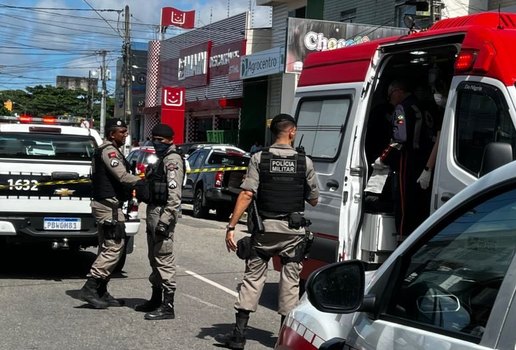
[274, 12, 516, 280]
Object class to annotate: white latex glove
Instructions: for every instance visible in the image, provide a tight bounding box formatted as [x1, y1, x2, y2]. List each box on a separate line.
[417, 168, 432, 190]
[372, 157, 387, 170]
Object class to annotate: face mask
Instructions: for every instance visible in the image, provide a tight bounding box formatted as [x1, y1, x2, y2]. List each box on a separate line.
[433, 93, 447, 108]
[152, 141, 169, 156]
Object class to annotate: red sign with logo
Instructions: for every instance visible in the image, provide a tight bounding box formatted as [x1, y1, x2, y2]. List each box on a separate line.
[161, 86, 185, 144]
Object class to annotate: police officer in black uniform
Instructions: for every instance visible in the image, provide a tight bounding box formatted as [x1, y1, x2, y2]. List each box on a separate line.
[134, 124, 184, 320]
[215, 113, 319, 349]
[376, 80, 434, 238]
[79, 118, 141, 309]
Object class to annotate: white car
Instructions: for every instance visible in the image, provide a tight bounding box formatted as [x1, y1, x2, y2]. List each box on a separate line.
[276, 160, 516, 350]
[0, 121, 140, 270]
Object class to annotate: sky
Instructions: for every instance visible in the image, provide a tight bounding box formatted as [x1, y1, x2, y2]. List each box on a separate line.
[0, 0, 271, 92]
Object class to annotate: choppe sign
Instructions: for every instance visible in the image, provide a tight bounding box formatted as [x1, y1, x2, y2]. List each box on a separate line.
[286, 18, 406, 73]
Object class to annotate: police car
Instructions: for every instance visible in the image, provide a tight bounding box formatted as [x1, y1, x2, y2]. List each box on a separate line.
[276, 159, 516, 350]
[0, 116, 140, 268]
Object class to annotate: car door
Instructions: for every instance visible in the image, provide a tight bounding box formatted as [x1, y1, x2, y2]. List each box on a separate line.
[182, 151, 199, 200]
[347, 184, 516, 349]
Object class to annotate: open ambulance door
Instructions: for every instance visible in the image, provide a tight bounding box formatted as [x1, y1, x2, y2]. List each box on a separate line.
[293, 82, 365, 279]
[431, 76, 516, 212]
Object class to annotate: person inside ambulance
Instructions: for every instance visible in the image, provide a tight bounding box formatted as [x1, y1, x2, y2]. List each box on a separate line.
[374, 79, 434, 239]
[417, 76, 449, 190]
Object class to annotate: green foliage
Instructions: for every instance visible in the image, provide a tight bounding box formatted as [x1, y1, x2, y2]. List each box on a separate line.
[0, 85, 112, 119]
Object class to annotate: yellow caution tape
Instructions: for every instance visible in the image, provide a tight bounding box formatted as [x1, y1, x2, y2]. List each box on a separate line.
[187, 166, 248, 174]
[0, 178, 91, 190]
[0, 167, 248, 189]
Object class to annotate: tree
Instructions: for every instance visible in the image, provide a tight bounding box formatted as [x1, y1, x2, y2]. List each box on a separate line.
[0, 85, 112, 119]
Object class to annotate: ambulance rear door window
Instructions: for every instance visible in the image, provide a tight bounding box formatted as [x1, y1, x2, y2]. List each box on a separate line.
[295, 96, 351, 161]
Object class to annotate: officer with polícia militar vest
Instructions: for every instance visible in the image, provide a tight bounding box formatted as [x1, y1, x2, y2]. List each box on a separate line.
[215, 113, 319, 349]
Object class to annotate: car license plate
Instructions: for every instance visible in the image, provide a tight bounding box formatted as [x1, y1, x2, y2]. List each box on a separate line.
[44, 218, 81, 231]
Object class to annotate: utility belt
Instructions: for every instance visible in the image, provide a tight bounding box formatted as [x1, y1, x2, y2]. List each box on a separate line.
[261, 212, 310, 230]
[97, 199, 125, 241]
[237, 210, 313, 263]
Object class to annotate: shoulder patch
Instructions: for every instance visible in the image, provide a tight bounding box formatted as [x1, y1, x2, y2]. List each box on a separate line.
[108, 151, 117, 158]
[167, 162, 179, 171]
[110, 159, 119, 167]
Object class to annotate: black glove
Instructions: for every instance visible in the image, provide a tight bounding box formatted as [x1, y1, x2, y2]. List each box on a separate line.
[155, 221, 169, 237]
[134, 179, 150, 203]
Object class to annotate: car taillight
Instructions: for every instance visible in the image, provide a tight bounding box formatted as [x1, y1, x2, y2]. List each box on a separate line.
[215, 171, 224, 188]
[19, 115, 32, 123]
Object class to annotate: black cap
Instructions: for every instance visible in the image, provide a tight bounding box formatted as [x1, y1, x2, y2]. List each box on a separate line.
[152, 123, 174, 139]
[270, 113, 296, 131]
[104, 118, 127, 134]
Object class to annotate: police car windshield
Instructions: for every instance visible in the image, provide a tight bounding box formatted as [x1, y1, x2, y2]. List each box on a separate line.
[0, 133, 96, 160]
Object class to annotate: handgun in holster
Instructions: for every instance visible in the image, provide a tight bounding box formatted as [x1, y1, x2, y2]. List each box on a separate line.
[100, 200, 124, 241]
[250, 198, 264, 234]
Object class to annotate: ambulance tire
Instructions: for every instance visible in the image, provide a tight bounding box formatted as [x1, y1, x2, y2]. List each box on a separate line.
[193, 188, 209, 218]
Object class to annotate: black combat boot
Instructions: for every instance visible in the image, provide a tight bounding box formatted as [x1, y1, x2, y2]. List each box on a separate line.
[135, 287, 162, 312]
[214, 310, 250, 349]
[79, 277, 109, 309]
[97, 279, 124, 307]
[144, 291, 175, 320]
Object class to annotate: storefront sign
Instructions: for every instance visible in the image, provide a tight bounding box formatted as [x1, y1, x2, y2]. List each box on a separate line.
[240, 46, 284, 79]
[161, 86, 186, 144]
[228, 57, 241, 81]
[286, 18, 406, 73]
[209, 40, 246, 77]
[178, 41, 212, 87]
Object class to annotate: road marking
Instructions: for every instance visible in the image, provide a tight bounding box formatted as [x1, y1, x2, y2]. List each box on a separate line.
[182, 293, 225, 310]
[185, 270, 238, 297]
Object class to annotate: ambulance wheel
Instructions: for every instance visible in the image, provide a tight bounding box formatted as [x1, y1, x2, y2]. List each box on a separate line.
[193, 188, 209, 218]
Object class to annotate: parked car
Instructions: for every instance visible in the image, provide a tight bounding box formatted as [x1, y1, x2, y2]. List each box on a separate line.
[126, 146, 158, 177]
[276, 160, 516, 350]
[182, 145, 249, 220]
[177, 142, 245, 158]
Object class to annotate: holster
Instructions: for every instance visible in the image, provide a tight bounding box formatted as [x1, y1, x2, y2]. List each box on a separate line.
[249, 199, 264, 234]
[287, 213, 311, 230]
[236, 236, 254, 260]
[99, 199, 124, 240]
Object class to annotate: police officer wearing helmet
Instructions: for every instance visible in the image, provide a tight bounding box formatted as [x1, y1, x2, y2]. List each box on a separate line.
[215, 113, 319, 349]
[79, 118, 141, 309]
[135, 123, 184, 320]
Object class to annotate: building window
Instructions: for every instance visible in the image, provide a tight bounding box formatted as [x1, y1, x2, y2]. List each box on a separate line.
[340, 9, 357, 23]
[395, 3, 416, 27]
[288, 6, 306, 19]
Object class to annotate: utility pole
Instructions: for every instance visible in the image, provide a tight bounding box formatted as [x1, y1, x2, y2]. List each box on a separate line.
[430, 0, 434, 25]
[123, 5, 133, 143]
[99, 50, 107, 139]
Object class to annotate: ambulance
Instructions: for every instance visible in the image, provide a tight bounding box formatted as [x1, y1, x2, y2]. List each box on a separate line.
[275, 12, 516, 281]
[275, 12, 516, 350]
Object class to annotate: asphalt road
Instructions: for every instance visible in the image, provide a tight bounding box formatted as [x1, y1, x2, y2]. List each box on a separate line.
[0, 206, 281, 350]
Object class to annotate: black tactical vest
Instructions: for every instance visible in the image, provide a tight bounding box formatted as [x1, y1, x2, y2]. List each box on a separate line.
[147, 149, 184, 206]
[257, 149, 306, 217]
[92, 144, 131, 201]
